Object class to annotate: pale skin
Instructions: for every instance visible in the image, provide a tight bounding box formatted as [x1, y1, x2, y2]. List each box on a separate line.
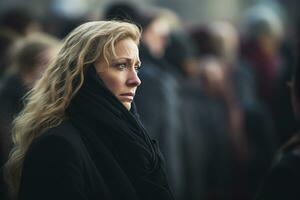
[95, 38, 141, 110]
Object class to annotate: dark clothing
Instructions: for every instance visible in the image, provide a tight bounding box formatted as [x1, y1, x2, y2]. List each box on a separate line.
[255, 151, 300, 200]
[0, 75, 27, 200]
[179, 78, 234, 200]
[135, 43, 183, 199]
[0, 75, 27, 165]
[273, 42, 299, 145]
[256, 132, 300, 200]
[236, 59, 278, 199]
[18, 66, 174, 200]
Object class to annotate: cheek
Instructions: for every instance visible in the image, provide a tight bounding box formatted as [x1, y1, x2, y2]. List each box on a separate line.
[101, 73, 124, 94]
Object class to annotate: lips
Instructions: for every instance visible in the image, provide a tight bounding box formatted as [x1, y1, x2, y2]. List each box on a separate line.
[119, 92, 135, 101]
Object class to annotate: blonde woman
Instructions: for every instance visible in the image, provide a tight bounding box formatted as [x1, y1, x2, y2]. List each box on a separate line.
[4, 21, 174, 200]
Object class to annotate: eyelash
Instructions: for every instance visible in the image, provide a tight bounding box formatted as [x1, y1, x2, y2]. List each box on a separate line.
[115, 63, 141, 73]
[116, 63, 127, 70]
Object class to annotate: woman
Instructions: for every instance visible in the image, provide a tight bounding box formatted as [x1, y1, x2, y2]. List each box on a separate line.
[4, 21, 174, 200]
[255, 43, 300, 199]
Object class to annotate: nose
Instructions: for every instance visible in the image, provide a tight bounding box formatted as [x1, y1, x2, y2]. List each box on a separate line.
[126, 69, 141, 87]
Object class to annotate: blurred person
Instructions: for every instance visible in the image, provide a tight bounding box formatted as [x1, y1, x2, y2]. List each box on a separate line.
[239, 4, 284, 109]
[103, 1, 140, 23]
[44, 0, 92, 39]
[0, 26, 20, 200]
[0, 32, 60, 164]
[255, 42, 300, 200]
[239, 6, 296, 186]
[0, 6, 41, 83]
[0, 29, 19, 78]
[209, 20, 278, 200]
[272, 39, 298, 145]
[4, 21, 174, 200]
[163, 22, 240, 200]
[138, 10, 170, 58]
[241, 6, 284, 104]
[134, 9, 185, 200]
[188, 21, 278, 199]
[0, 32, 60, 200]
[206, 22, 247, 160]
[158, 9, 204, 200]
[0, 7, 41, 36]
[163, 8, 199, 79]
[199, 56, 245, 200]
[42, 6, 90, 39]
[206, 20, 277, 164]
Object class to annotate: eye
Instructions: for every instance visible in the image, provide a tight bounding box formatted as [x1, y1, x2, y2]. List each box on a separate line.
[115, 63, 127, 70]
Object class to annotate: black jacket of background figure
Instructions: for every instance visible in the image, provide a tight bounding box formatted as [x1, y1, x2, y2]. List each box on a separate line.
[255, 131, 300, 200]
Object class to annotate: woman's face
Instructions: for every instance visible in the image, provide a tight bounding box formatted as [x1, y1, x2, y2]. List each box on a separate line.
[95, 38, 141, 110]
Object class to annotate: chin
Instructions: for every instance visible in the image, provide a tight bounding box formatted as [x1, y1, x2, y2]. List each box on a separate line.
[123, 103, 131, 110]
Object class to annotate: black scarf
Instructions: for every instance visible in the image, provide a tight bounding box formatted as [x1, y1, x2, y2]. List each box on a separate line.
[67, 66, 174, 200]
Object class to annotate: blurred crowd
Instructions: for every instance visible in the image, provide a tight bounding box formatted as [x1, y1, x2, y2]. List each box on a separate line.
[0, 1, 299, 200]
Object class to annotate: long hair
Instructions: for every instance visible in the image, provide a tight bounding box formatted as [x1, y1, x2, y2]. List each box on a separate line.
[4, 20, 141, 196]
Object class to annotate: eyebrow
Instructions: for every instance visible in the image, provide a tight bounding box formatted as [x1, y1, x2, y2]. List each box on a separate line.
[112, 57, 141, 66]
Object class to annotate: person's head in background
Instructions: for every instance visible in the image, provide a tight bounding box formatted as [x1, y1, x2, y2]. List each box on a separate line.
[164, 30, 199, 78]
[188, 25, 233, 96]
[0, 7, 41, 37]
[140, 10, 170, 58]
[103, 2, 139, 23]
[239, 5, 284, 58]
[8, 33, 60, 88]
[207, 21, 239, 67]
[0, 6, 42, 76]
[0, 29, 19, 76]
[103, 2, 170, 59]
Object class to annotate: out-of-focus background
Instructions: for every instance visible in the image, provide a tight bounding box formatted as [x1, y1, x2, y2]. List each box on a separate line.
[0, 0, 299, 25]
[1, 0, 300, 200]
[1, 0, 300, 25]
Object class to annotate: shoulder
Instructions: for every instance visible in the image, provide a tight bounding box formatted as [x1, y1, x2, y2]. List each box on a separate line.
[24, 121, 84, 166]
[19, 121, 97, 200]
[33, 120, 80, 146]
[38, 120, 81, 143]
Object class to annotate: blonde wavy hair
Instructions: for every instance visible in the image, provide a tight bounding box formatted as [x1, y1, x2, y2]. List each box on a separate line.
[4, 20, 141, 196]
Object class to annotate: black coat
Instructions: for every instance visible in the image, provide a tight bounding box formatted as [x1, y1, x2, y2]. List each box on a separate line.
[255, 151, 300, 200]
[20, 120, 164, 200]
[255, 132, 300, 200]
[18, 66, 174, 200]
[19, 120, 115, 200]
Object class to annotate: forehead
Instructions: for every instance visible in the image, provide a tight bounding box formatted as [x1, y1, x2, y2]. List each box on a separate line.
[113, 38, 139, 58]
